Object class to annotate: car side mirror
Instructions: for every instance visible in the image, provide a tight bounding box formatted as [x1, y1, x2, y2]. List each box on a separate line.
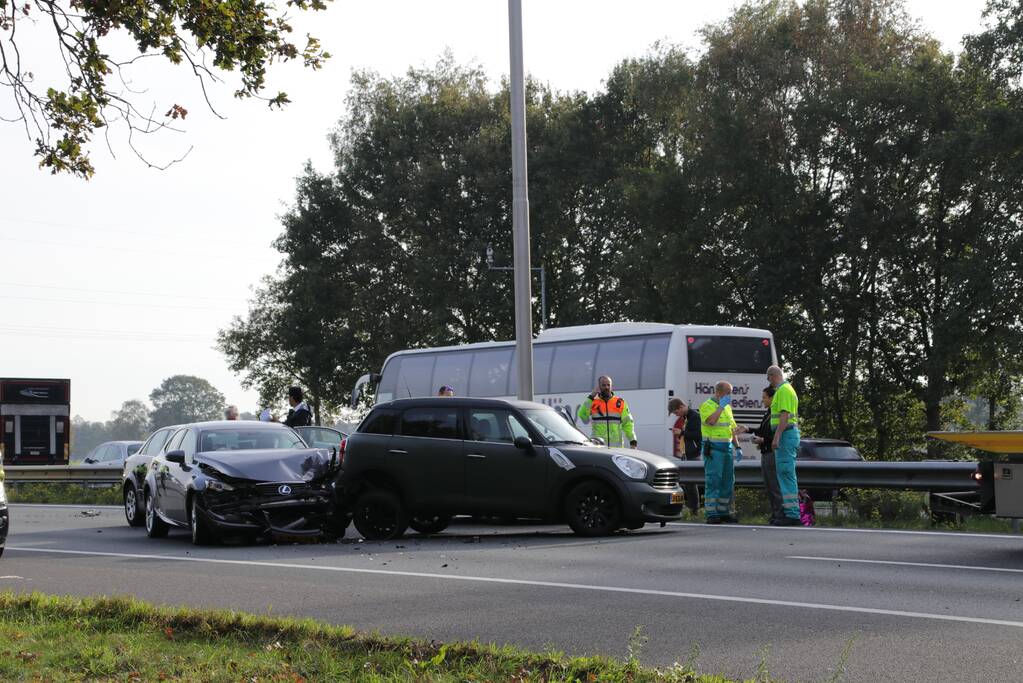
[591, 437, 605, 446]
[514, 436, 532, 450]
[166, 450, 186, 464]
[84, 457, 96, 464]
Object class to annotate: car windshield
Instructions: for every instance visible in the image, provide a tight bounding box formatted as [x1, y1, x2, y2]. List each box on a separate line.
[295, 427, 345, 450]
[522, 409, 590, 445]
[807, 445, 861, 461]
[198, 428, 305, 452]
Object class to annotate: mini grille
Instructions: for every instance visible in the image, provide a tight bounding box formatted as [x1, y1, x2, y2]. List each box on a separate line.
[652, 469, 679, 490]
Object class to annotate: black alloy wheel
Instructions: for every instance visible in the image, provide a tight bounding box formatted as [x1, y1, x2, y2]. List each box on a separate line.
[352, 489, 408, 541]
[124, 484, 144, 527]
[409, 513, 452, 535]
[190, 496, 216, 546]
[564, 480, 622, 537]
[145, 491, 169, 538]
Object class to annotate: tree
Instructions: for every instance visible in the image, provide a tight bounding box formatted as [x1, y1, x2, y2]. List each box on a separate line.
[108, 399, 151, 440]
[149, 375, 225, 428]
[1, 0, 331, 177]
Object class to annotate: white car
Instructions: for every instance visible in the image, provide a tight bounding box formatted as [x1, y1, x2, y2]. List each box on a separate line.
[73, 440, 144, 469]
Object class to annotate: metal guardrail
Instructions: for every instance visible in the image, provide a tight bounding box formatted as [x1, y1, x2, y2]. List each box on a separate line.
[2, 465, 122, 484]
[2, 461, 981, 492]
[677, 460, 979, 493]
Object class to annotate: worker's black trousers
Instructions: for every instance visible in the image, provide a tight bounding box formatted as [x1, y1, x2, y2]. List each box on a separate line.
[760, 451, 785, 522]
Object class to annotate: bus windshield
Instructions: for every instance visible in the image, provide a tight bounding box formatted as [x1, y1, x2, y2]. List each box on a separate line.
[686, 336, 774, 374]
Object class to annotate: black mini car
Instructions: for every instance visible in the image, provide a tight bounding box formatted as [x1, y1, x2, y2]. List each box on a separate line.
[142, 421, 346, 544]
[341, 397, 686, 539]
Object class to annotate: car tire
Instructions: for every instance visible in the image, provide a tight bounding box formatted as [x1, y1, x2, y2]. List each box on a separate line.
[352, 489, 408, 541]
[145, 490, 169, 539]
[409, 513, 452, 535]
[190, 496, 217, 546]
[564, 480, 622, 537]
[123, 483, 145, 527]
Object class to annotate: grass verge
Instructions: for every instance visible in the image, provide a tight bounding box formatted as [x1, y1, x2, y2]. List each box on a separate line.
[4, 482, 121, 506]
[0, 592, 740, 682]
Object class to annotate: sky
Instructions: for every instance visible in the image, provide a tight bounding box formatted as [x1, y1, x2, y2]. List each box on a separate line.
[0, 0, 991, 421]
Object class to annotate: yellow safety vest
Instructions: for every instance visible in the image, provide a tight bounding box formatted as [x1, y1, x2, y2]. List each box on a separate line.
[699, 398, 736, 442]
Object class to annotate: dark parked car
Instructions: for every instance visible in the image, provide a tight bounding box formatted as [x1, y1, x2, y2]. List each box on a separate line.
[797, 438, 863, 502]
[142, 421, 346, 544]
[798, 439, 863, 461]
[341, 397, 686, 540]
[122, 425, 181, 527]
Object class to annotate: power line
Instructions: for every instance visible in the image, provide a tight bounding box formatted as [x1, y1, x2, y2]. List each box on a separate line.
[0, 215, 273, 249]
[0, 280, 247, 303]
[0, 326, 216, 344]
[0, 235, 278, 259]
[0, 293, 240, 312]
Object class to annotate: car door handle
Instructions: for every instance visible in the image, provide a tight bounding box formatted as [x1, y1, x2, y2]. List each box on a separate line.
[388, 449, 408, 454]
[467, 453, 487, 459]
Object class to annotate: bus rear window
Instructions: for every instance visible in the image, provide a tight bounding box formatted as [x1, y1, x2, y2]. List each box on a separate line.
[686, 336, 773, 374]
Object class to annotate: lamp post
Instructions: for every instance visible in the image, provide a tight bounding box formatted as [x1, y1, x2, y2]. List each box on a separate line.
[507, 0, 533, 401]
[485, 243, 547, 330]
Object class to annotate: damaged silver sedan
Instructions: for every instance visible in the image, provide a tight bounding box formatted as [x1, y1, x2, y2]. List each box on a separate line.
[142, 421, 347, 545]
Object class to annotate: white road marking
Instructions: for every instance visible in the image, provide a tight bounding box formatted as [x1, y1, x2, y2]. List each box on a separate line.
[789, 555, 1023, 574]
[9, 504, 122, 510]
[8, 546, 1023, 629]
[667, 521, 1023, 541]
[0, 576, 25, 579]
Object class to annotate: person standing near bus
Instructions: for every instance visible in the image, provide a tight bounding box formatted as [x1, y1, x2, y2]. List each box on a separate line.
[578, 375, 638, 449]
[669, 398, 701, 514]
[699, 381, 740, 523]
[768, 366, 801, 525]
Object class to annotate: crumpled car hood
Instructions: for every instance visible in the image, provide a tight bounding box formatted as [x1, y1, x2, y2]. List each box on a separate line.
[195, 449, 333, 483]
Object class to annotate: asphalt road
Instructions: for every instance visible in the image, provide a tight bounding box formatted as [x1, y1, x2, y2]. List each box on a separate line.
[3, 504, 1023, 682]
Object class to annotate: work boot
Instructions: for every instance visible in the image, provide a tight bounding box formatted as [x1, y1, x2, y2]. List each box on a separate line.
[771, 517, 801, 527]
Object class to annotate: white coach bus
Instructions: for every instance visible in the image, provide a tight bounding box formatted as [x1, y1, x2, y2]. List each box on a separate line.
[352, 322, 778, 458]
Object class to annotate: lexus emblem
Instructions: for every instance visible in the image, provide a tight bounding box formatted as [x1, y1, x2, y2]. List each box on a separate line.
[278, 485, 292, 495]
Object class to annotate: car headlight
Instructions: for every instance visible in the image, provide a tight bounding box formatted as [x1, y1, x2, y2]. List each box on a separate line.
[612, 454, 648, 480]
[206, 479, 234, 492]
[0, 480, 7, 506]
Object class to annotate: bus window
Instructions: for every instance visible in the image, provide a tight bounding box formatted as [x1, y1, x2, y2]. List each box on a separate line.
[396, 354, 436, 397]
[469, 349, 512, 397]
[550, 342, 598, 393]
[432, 351, 472, 397]
[686, 336, 773, 374]
[639, 335, 670, 389]
[377, 357, 400, 399]
[509, 344, 554, 395]
[594, 338, 644, 390]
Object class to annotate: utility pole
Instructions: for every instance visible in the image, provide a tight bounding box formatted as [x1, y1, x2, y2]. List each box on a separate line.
[508, 0, 534, 401]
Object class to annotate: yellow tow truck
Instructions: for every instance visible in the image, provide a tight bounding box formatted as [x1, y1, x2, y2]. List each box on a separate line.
[927, 431, 1023, 520]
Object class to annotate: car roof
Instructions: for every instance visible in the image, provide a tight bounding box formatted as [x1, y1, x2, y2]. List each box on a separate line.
[801, 438, 854, 446]
[376, 397, 550, 411]
[173, 420, 296, 430]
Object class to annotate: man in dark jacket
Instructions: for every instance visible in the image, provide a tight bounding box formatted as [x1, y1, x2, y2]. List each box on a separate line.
[284, 386, 313, 427]
[668, 398, 702, 514]
[749, 386, 784, 524]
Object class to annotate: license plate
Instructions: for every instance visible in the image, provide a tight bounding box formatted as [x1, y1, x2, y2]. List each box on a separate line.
[670, 492, 685, 504]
